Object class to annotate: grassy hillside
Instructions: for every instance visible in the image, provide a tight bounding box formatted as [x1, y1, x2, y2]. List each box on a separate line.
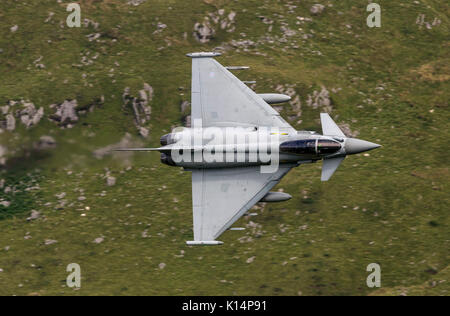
[0, 0, 448, 296]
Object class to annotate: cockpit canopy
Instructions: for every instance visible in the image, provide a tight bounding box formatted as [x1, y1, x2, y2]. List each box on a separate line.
[280, 139, 341, 156]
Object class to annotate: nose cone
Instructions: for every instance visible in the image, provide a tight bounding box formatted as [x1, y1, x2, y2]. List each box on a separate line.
[345, 138, 381, 155]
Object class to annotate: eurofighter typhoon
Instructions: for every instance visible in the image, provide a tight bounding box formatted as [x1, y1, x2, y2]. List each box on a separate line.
[118, 52, 380, 245]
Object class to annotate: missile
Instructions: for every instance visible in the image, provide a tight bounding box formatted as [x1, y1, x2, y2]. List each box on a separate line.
[258, 93, 291, 105]
[260, 192, 292, 203]
[243, 81, 257, 84]
[229, 227, 246, 231]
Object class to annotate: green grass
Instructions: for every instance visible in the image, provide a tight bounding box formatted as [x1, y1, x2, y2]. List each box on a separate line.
[0, 0, 448, 296]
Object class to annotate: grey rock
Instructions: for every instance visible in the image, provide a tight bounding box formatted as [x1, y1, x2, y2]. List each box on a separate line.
[127, 0, 146, 6]
[52, 100, 78, 125]
[193, 22, 215, 43]
[35, 136, 57, 150]
[106, 176, 116, 187]
[55, 192, 66, 199]
[6, 114, 15, 131]
[0, 201, 11, 208]
[44, 239, 57, 246]
[27, 210, 41, 221]
[139, 127, 149, 138]
[310, 4, 325, 15]
[94, 237, 104, 244]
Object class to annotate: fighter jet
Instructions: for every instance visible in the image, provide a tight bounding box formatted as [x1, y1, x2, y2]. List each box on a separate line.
[117, 52, 380, 245]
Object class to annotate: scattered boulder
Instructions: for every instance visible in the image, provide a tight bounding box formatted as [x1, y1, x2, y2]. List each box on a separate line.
[128, 0, 146, 6]
[159, 262, 166, 270]
[416, 14, 441, 30]
[0, 201, 11, 208]
[106, 176, 116, 187]
[310, 4, 325, 15]
[93, 237, 104, 244]
[27, 210, 41, 221]
[44, 239, 57, 245]
[139, 126, 149, 138]
[10, 25, 18, 33]
[55, 192, 66, 199]
[35, 136, 57, 150]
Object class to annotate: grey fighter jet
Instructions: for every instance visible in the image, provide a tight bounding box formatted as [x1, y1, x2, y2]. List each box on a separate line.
[118, 52, 380, 245]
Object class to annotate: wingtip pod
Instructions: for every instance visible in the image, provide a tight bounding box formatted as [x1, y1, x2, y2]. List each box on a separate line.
[186, 241, 224, 246]
[186, 52, 222, 58]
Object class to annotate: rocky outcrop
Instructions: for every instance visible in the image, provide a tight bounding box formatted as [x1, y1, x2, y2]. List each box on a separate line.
[274, 84, 302, 123]
[193, 9, 237, 43]
[193, 22, 216, 44]
[306, 86, 332, 112]
[0, 100, 44, 131]
[49, 100, 78, 126]
[20, 102, 44, 128]
[122, 84, 153, 137]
